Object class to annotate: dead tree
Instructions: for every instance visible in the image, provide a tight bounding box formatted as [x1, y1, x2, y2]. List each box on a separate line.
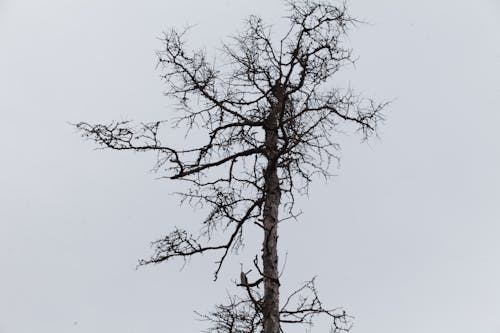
[75, 1, 386, 332]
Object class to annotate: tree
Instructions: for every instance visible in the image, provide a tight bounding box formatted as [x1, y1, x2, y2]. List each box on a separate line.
[75, 1, 386, 332]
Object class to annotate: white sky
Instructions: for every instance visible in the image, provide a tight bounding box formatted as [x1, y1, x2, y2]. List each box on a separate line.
[1, 1, 499, 332]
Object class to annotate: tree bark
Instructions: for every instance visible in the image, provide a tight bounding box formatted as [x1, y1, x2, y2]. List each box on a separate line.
[262, 104, 281, 333]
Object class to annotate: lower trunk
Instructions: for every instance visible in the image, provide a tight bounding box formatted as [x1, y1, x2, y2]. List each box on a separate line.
[262, 164, 280, 333]
[262, 106, 281, 333]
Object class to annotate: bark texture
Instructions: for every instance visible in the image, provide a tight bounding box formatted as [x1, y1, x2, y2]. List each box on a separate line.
[262, 103, 281, 333]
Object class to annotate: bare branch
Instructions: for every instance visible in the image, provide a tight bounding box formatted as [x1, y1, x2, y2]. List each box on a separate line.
[74, 1, 387, 332]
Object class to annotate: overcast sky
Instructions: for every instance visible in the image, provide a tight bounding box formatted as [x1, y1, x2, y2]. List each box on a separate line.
[1, 1, 499, 332]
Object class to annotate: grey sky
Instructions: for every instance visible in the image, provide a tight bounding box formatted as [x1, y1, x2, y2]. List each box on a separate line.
[1, 0, 499, 332]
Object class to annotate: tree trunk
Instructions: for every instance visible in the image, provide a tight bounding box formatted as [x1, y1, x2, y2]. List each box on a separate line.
[262, 105, 281, 333]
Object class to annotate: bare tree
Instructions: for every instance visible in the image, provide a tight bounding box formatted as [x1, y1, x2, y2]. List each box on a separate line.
[75, 0, 386, 332]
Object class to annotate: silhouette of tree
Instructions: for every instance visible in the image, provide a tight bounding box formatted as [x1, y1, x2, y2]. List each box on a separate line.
[76, 1, 386, 332]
